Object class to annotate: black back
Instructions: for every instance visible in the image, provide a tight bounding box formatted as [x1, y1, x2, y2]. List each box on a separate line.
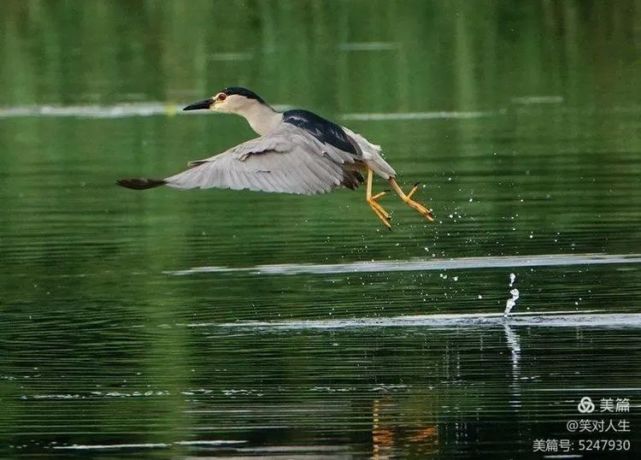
[283, 109, 359, 155]
[222, 87, 266, 104]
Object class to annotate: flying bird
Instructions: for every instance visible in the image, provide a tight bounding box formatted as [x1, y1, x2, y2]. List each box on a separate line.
[117, 87, 434, 229]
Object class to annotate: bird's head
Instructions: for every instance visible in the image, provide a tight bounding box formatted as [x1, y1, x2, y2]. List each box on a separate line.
[183, 87, 266, 114]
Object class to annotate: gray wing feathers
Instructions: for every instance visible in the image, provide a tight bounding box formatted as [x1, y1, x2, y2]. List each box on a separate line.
[165, 126, 357, 195]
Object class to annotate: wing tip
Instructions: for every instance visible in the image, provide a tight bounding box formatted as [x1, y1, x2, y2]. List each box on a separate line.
[117, 178, 166, 190]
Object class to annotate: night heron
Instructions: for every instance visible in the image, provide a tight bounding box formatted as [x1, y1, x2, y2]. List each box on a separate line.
[117, 87, 434, 229]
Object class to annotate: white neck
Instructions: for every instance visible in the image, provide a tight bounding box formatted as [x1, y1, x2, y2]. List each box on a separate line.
[237, 103, 282, 136]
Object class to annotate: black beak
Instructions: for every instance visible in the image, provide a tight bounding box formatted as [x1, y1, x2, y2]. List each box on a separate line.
[183, 98, 213, 111]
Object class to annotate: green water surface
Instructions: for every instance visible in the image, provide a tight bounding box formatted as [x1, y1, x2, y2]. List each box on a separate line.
[1, 1, 641, 459]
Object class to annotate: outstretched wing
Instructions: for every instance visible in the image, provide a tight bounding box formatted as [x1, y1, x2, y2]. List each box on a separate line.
[119, 125, 363, 195]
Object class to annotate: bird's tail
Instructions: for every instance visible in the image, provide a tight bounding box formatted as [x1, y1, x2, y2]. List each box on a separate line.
[341, 127, 396, 179]
[117, 178, 166, 190]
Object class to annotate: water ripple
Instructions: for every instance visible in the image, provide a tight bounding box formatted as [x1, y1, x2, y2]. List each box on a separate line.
[195, 312, 641, 331]
[165, 253, 641, 277]
[0, 102, 176, 118]
[341, 110, 494, 121]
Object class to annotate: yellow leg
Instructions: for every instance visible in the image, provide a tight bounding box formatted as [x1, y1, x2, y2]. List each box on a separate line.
[388, 178, 434, 222]
[366, 168, 392, 229]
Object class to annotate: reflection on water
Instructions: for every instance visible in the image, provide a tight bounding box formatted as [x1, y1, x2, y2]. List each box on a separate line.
[2, 0, 641, 458]
[504, 323, 521, 388]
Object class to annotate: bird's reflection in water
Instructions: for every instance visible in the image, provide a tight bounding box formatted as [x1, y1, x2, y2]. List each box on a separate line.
[372, 397, 439, 459]
[370, 325, 523, 458]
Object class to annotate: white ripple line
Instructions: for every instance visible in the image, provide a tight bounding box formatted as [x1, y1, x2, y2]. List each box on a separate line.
[53, 443, 169, 450]
[341, 110, 494, 121]
[53, 440, 247, 450]
[174, 440, 247, 446]
[165, 253, 641, 277]
[0, 103, 174, 118]
[212, 312, 641, 331]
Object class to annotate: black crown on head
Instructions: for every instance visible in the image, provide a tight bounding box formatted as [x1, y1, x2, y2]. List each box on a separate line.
[222, 87, 266, 104]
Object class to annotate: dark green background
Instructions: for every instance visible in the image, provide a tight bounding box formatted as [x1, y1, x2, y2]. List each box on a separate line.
[1, 1, 641, 458]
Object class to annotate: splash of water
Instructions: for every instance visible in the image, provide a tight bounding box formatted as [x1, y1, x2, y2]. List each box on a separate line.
[504, 273, 519, 317]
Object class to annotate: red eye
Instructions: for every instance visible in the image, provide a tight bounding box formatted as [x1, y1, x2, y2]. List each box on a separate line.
[217, 93, 227, 101]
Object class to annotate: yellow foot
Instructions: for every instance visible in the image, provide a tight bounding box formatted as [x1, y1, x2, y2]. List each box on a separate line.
[367, 195, 392, 230]
[372, 191, 386, 201]
[407, 183, 433, 221]
[403, 195, 434, 222]
[389, 179, 434, 222]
